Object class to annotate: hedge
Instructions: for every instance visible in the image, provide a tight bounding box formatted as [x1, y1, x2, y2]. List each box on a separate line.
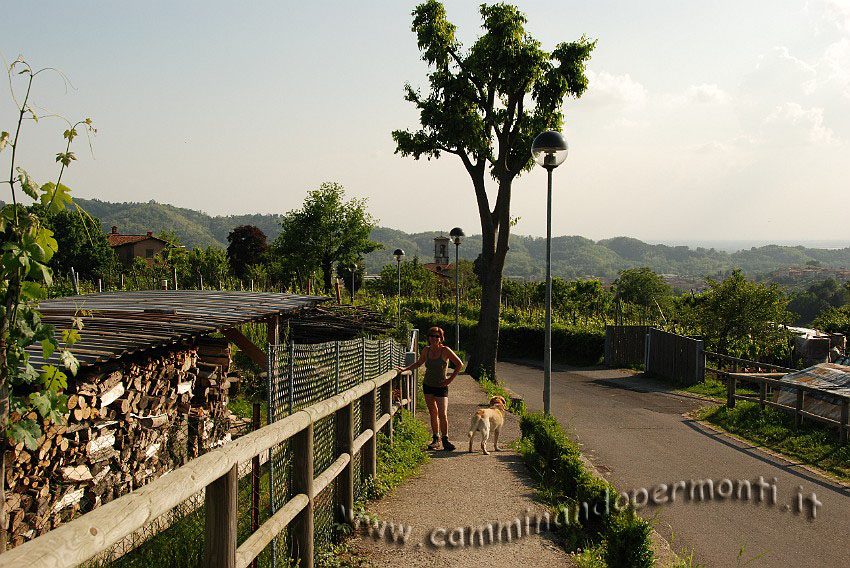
[519, 412, 654, 568]
[408, 312, 604, 366]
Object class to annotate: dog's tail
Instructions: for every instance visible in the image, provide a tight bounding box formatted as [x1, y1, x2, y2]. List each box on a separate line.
[468, 409, 485, 438]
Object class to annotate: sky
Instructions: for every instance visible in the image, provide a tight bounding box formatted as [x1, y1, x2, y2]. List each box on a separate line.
[3, 1, 850, 244]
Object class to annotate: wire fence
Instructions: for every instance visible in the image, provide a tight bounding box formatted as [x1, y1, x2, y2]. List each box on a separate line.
[267, 337, 406, 568]
[77, 336, 407, 567]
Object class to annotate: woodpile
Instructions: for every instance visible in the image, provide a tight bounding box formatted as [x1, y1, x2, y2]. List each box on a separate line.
[4, 338, 234, 548]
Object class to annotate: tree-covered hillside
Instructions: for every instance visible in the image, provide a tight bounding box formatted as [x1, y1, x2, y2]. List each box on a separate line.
[70, 198, 850, 281]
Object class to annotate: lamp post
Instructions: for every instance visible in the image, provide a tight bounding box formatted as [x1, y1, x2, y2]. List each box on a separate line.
[449, 227, 464, 351]
[350, 263, 357, 304]
[393, 248, 406, 328]
[531, 131, 568, 415]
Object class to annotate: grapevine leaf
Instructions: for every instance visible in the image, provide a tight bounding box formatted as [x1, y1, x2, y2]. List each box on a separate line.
[61, 328, 81, 347]
[40, 364, 69, 390]
[8, 420, 41, 451]
[41, 338, 57, 360]
[55, 152, 76, 166]
[59, 350, 79, 376]
[21, 280, 46, 301]
[16, 167, 38, 200]
[29, 391, 68, 424]
[39, 182, 73, 214]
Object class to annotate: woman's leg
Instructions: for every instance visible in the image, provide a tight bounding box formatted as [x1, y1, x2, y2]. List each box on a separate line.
[435, 396, 449, 439]
[424, 394, 439, 435]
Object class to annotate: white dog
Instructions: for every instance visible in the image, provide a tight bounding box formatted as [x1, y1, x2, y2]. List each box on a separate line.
[468, 396, 507, 455]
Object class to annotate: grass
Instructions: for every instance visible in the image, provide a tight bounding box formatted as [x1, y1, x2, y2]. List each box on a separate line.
[681, 375, 755, 401]
[227, 393, 268, 424]
[696, 401, 850, 483]
[478, 372, 527, 414]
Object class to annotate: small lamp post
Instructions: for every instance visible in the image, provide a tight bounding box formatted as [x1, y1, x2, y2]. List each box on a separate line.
[531, 130, 568, 416]
[449, 227, 464, 351]
[393, 248, 406, 327]
[350, 263, 357, 304]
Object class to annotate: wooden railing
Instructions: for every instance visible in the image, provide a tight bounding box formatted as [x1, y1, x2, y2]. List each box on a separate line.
[719, 369, 849, 445]
[1, 369, 415, 568]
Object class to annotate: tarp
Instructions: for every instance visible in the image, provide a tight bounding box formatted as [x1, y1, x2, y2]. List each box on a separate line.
[775, 362, 850, 421]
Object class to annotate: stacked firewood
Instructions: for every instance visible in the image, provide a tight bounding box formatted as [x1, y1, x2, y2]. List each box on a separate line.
[4, 339, 233, 548]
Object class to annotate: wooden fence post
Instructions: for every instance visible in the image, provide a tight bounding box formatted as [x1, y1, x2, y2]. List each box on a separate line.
[759, 381, 767, 410]
[361, 387, 377, 480]
[841, 399, 849, 445]
[336, 402, 354, 526]
[795, 390, 804, 429]
[401, 372, 410, 412]
[380, 380, 393, 442]
[250, 403, 261, 568]
[291, 423, 314, 568]
[204, 463, 237, 568]
[726, 373, 736, 409]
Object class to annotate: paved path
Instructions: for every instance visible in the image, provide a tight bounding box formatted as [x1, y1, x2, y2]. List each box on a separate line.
[351, 374, 574, 568]
[499, 361, 850, 568]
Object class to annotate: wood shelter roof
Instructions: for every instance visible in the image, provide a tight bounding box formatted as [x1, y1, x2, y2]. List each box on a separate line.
[28, 290, 327, 369]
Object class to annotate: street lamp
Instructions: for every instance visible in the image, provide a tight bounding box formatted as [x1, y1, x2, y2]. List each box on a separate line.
[393, 248, 406, 327]
[531, 130, 568, 416]
[350, 263, 357, 304]
[449, 227, 464, 351]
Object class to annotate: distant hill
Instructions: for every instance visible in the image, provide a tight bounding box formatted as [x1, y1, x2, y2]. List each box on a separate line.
[76, 198, 283, 249]
[72, 198, 850, 282]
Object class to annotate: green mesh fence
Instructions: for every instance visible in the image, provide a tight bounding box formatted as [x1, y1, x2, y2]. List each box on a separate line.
[267, 337, 408, 567]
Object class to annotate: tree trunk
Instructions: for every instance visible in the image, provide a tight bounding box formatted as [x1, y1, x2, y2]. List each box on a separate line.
[322, 261, 333, 293]
[467, 177, 512, 380]
[469, 266, 502, 379]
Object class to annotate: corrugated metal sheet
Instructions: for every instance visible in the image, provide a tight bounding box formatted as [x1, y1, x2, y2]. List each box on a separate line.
[775, 362, 850, 421]
[28, 290, 327, 368]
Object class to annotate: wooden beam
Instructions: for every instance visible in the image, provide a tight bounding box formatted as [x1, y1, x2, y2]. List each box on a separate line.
[221, 328, 268, 371]
[336, 402, 354, 526]
[204, 464, 237, 568]
[291, 423, 314, 568]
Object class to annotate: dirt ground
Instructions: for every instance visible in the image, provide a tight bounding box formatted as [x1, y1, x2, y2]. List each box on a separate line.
[350, 374, 576, 567]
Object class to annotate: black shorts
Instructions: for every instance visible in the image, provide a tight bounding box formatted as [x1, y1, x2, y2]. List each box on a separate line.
[422, 383, 448, 397]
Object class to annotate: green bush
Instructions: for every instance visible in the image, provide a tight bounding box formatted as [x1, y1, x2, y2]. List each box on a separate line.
[407, 312, 604, 366]
[604, 508, 654, 568]
[518, 412, 654, 567]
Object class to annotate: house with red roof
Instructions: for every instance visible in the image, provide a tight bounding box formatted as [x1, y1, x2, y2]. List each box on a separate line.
[106, 226, 169, 266]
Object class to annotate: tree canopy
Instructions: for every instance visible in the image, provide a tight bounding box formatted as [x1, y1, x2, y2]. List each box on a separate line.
[273, 182, 381, 291]
[227, 225, 268, 279]
[675, 269, 792, 358]
[393, 0, 594, 377]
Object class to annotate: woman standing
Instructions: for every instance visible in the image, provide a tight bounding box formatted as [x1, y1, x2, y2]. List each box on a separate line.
[398, 326, 464, 450]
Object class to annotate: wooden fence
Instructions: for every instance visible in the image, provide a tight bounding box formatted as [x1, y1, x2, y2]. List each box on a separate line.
[645, 328, 705, 386]
[0, 369, 415, 568]
[604, 325, 651, 367]
[720, 369, 849, 444]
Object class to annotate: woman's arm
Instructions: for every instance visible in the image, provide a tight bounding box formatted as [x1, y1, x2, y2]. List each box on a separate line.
[439, 346, 464, 386]
[397, 348, 427, 373]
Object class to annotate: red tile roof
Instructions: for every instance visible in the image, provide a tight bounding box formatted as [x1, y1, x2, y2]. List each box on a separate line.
[107, 234, 149, 246]
[106, 234, 169, 247]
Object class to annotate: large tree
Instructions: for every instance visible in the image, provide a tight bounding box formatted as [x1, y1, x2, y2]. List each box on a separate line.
[393, 1, 594, 378]
[42, 208, 118, 281]
[226, 225, 268, 279]
[274, 182, 380, 291]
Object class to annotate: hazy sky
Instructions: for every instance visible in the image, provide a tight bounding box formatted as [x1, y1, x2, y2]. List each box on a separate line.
[3, 1, 850, 243]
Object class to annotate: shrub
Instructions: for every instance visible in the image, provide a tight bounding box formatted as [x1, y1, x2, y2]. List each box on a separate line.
[517, 412, 654, 567]
[604, 508, 654, 568]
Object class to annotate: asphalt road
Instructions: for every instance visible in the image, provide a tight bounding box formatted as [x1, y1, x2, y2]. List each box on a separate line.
[499, 361, 850, 568]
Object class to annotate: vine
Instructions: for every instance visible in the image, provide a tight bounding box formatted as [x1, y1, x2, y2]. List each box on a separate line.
[0, 55, 93, 551]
